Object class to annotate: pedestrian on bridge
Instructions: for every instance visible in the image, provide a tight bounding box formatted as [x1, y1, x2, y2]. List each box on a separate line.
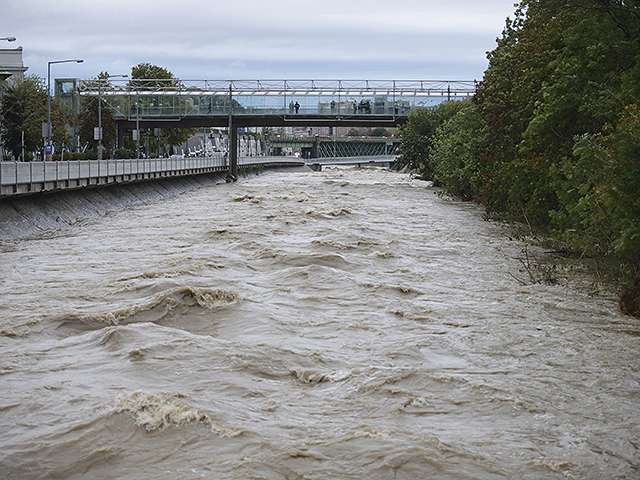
[294, 102, 300, 114]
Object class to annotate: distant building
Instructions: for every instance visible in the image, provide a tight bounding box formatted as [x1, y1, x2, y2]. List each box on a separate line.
[0, 46, 28, 159]
[0, 46, 28, 85]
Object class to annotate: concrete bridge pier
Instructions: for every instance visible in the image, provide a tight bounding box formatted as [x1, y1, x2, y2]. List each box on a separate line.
[227, 116, 238, 182]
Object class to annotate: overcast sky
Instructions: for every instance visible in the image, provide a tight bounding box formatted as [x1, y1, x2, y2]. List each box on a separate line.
[2, 0, 517, 83]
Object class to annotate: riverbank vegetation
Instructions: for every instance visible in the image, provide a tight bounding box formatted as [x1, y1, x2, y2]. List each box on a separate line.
[397, 0, 640, 318]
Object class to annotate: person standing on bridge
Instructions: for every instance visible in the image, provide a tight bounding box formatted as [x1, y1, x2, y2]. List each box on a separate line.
[294, 102, 300, 114]
[289, 101, 294, 114]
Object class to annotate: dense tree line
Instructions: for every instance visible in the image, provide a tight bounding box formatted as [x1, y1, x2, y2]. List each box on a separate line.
[0, 64, 196, 160]
[0, 75, 68, 161]
[397, 0, 640, 317]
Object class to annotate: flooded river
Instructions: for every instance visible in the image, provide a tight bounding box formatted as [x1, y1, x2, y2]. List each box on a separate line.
[0, 166, 638, 479]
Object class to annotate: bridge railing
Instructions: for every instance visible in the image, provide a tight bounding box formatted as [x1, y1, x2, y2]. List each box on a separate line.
[78, 79, 476, 119]
[0, 156, 305, 197]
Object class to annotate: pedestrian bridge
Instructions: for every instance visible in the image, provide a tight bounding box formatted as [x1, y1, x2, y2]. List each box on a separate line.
[80, 79, 476, 129]
[70, 79, 474, 179]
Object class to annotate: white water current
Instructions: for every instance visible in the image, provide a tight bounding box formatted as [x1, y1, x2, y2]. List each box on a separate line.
[0, 166, 638, 479]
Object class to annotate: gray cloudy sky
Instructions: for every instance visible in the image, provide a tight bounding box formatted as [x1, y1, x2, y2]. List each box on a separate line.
[2, 0, 516, 82]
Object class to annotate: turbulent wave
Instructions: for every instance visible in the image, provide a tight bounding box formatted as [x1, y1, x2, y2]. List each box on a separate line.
[289, 368, 352, 384]
[112, 391, 243, 436]
[51, 286, 240, 335]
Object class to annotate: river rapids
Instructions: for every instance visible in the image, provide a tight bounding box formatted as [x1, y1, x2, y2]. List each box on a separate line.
[0, 166, 638, 479]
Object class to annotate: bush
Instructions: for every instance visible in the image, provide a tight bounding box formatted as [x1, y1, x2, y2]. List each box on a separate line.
[114, 148, 135, 159]
[430, 102, 488, 201]
[396, 101, 464, 179]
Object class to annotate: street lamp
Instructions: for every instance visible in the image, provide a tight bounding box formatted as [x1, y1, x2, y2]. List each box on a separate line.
[97, 73, 127, 160]
[0, 37, 16, 42]
[46, 59, 83, 159]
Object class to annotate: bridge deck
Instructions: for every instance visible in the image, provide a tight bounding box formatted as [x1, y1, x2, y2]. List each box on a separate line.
[116, 114, 406, 129]
[77, 79, 475, 129]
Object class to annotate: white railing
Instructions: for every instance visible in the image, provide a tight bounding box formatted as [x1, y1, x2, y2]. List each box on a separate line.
[0, 156, 305, 196]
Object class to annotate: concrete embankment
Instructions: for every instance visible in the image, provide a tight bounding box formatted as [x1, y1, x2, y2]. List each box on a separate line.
[0, 165, 309, 241]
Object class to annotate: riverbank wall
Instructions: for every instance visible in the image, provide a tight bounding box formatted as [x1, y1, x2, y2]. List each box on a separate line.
[0, 165, 309, 241]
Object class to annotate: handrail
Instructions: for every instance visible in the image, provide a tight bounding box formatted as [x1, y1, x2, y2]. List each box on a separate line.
[0, 156, 305, 197]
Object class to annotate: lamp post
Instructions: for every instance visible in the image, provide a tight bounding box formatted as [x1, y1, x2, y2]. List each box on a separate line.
[97, 73, 127, 160]
[46, 59, 83, 160]
[0, 37, 16, 42]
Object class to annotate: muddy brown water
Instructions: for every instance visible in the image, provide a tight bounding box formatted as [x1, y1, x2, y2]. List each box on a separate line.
[0, 166, 638, 479]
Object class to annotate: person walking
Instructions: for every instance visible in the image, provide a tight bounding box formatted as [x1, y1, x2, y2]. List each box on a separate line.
[294, 102, 300, 114]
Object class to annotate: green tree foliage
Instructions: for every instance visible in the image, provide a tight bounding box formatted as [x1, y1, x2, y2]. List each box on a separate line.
[0, 74, 68, 160]
[78, 96, 116, 154]
[477, 0, 640, 226]
[552, 105, 640, 259]
[430, 102, 488, 201]
[128, 63, 196, 149]
[396, 101, 463, 178]
[129, 63, 180, 90]
[400, 0, 640, 314]
[369, 127, 390, 137]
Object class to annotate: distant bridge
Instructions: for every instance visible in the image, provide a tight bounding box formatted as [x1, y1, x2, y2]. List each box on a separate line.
[268, 135, 400, 158]
[306, 155, 398, 171]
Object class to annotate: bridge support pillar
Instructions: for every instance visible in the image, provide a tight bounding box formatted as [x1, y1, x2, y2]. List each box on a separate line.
[227, 114, 238, 182]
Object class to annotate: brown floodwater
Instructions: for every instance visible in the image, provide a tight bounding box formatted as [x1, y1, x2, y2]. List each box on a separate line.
[0, 166, 638, 479]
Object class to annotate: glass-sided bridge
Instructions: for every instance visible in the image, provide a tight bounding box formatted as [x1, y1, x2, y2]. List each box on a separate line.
[80, 79, 476, 127]
[78, 79, 475, 178]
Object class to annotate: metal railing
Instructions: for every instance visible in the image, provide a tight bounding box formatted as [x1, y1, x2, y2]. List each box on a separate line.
[0, 156, 305, 197]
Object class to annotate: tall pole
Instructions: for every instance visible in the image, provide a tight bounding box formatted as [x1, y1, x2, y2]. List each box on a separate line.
[98, 77, 102, 160]
[47, 62, 52, 148]
[136, 88, 140, 159]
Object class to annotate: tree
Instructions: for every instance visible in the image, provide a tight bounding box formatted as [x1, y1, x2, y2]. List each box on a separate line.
[435, 0, 640, 315]
[129, 63, 180, 90]
[78, 96, 116, 154]
[369, 127, 390, 137]
[0, 74, 68, 160]
[128, 63, 196, 151]
[396, 101, 463, 179]
[430, 101, 488, 201]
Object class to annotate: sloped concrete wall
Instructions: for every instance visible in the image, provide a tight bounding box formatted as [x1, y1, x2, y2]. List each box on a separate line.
[0, 166, 308, 241]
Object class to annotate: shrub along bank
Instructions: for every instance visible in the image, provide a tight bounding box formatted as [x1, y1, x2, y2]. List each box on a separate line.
[397, 0, 640, 317]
